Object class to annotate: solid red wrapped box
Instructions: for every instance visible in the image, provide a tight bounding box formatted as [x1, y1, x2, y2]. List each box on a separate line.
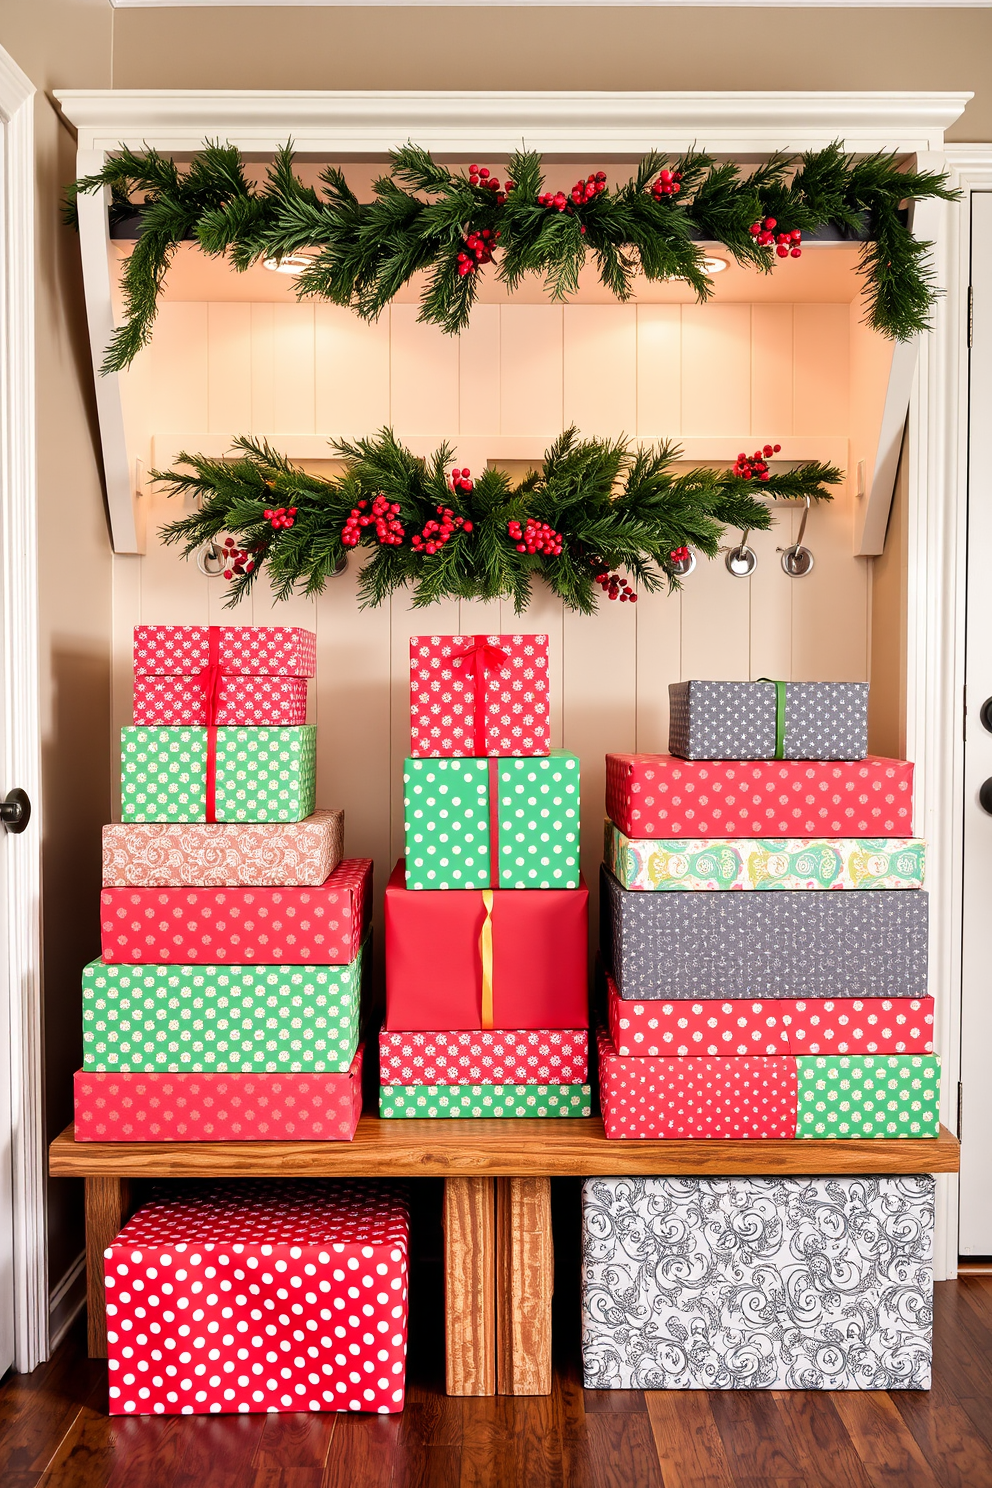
[597, 1027, 798, 1139]
[73, 1047, 363, 1141]
[384, 860, 588, 1030]
[606, 754, 914, 839]
[133, 625, 316, 727]
[379, 1028, 589, 1084]
[604, 972, 935, 1056]
[100, 857, 372, 965]
[104, 1179, 408, 1415]
[409, 633, 550, 756]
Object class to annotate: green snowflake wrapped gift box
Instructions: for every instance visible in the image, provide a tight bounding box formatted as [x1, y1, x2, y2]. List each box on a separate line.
[404, 751, 580, 889]
[379, 1083, 592, 1118]
[82, 942, 364, 1073]
[121, 726, 316, 822]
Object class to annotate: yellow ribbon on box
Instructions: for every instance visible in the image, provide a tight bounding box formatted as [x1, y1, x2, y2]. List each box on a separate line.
[479, 888, 494, 1030]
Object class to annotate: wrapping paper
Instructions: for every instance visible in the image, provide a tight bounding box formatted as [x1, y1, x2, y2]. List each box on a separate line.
[134, 625, 316, 677]
[581, 1175, 934, 1389]
[797, 1053, 940, 1138]
[668, 680, 869, 761]
[101, 811, 344, 888]
[600, 865, 928, 1000]
[604, 975, 935, 1057]
[385, 860, 588, 1030]
[133, 674, 308, 728]
[73, 1048, 363, 1141]
[82, 945, 365, 1072]
[409, 633, 550, 756]
[606, 754, 914, 839]
[379, 1084, 591, 1118]
[100, 858, 372, 965]
[379, 1028, 588, 1084]
[105, 1179, 407, 1415]
[605, 821, 926, 892]
[121, 726, 317, 824]
[404, 753, 580, 889]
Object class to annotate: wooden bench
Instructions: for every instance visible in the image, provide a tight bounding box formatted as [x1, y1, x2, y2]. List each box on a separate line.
[49, 1118, 960, 1396]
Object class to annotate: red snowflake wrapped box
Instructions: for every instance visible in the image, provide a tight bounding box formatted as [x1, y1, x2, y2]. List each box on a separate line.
[606, 754, 914, 839]
[385, 861, 588, 1030]
[105, 1179, 408, 1416]
[379, 1028, 589, 1084]
[409, 633, 550, 756]
[100, 857, 372, 965]
[73, 1047, 363, 1140]
[597, 1027, 798, 1139]
[604, 972, 935, 1056]
[133, 625, 316, 727]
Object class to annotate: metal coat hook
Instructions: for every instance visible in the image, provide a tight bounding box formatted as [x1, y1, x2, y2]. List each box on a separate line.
[724, 532, 757, 578]
[778, 496, 815, 577]
[670, 549, 697, 577]
[196, 540, 227, 576]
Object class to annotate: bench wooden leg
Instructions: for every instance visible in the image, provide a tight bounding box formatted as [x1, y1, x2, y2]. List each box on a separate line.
[443, 1176, 496, 1395]
[86, 1175, 132, 1359]
[495, 1176, 553, 1396]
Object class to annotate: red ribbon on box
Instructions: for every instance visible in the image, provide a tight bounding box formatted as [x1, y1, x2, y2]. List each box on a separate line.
[452, 635, 508, 755]
[196, 627, 224, 822]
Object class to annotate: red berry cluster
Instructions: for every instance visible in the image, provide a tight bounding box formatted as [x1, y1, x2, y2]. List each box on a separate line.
[468, 164, 513, 205]
[733, 444, 782, 482]
[412, 504, 473, 555]
[591, 559, 637, 602]
[749, 216, 803, 258]
[651, 168, 683, 199]
[669, 546, 691, 564]
[507, 517, 564, 556]
[568, 171, 608, 206]
[458, 228, 500, 277]
[263, 505, 297, 530]
[221, 536, 255, 580]
[450, 467, 474, 493]
[340, 494, 406, 548]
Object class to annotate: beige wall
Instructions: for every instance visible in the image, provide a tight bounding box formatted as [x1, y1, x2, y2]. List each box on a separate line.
[0, 0, 114, 1306]
[110, 6, 992, 142]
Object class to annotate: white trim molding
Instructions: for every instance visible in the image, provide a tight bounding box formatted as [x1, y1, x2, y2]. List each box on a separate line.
[0, 46, 45, 1371]
[108, 0, 992, 9]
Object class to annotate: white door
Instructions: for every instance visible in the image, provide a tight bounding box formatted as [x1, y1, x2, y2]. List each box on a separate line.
[959, 191, 992, 1254]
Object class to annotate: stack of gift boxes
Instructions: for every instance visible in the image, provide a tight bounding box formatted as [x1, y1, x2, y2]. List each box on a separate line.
[73, 624, 372, 1143]
[379, 633, 592, 1118]
[595, 680, 940, 1140]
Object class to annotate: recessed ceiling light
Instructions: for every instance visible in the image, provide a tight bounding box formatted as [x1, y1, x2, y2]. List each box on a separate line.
[262, 253, 312, 276]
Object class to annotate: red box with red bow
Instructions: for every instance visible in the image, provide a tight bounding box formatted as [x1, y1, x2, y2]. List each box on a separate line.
[384, 861, 588, 1029]
[409, 633, 550, 756]
[133, 625, 316, 727]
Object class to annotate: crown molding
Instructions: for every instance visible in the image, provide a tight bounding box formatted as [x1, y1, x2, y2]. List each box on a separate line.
[53, 89, 972, 155]
[107, 0, 992, 8]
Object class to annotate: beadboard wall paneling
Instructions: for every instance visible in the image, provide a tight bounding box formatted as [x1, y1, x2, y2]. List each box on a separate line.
[115, 296, 875, 950]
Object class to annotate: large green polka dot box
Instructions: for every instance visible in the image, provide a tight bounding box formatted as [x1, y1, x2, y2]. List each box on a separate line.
[81, 940, 364, 1073]
[120, 725, 316, 822]
[403, 750, 580, 889]
[796, 1054, 940, 1138]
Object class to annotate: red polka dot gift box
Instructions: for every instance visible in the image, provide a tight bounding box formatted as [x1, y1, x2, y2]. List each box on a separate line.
[605, 754, 914, 840]
[73, 1047, 363, 1141]
[133, 626, 316, 728]
[99, 857, 372, 965]
[409, 633, 550, 757]
[104, 1179, 408, 1416]
[379, 1027, 589, 1085]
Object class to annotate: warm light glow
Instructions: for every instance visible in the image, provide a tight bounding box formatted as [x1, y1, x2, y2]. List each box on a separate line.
[262, 253, 312, 276]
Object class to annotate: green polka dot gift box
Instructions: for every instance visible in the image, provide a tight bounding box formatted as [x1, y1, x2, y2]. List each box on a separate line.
[82, 940, 365, 1073]
[403, 751, 580, 889]
[796, 1053, 940, 1138]
[379, 1083, 592, 1118]
[120, 726, 316, 823]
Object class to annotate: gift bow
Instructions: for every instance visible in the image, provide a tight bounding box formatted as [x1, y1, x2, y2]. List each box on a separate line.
[194, 627, 227, 821]
[452, 636, 509, 755]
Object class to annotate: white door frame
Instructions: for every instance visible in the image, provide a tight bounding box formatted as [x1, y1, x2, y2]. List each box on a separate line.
[52, 89, 977, 1280]
[0, 46, 45, 1371]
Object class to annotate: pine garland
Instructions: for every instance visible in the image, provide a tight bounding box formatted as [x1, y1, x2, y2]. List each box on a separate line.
[66, 141, 958, 373]
[154, 429, 842, 614]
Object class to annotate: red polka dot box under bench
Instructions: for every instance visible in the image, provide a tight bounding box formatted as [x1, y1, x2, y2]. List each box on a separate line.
[104, 1179, 408, 1416]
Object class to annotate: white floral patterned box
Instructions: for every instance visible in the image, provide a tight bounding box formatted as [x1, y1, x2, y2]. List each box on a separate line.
[581, 1174, 934, 1390]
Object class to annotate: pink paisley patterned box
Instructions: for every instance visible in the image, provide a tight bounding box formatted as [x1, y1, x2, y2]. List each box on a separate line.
[409, 633, 550, 757]
[102, 810, 343, 888]
[73, 1048, 363, 1141]
[132, 625, 316, 726]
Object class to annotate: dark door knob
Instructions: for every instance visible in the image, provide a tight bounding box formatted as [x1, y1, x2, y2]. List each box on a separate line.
[0, 788, 30, 833]
[982, 698, 992, 733]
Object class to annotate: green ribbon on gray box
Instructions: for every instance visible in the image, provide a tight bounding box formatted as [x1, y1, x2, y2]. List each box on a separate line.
[759, 678, 787, 760]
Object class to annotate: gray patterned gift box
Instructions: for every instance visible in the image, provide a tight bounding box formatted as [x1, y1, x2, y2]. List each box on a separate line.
[600, 865, 928, 999]
[668, 680, 869, 760]
[581, 1175, 934, 1390]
